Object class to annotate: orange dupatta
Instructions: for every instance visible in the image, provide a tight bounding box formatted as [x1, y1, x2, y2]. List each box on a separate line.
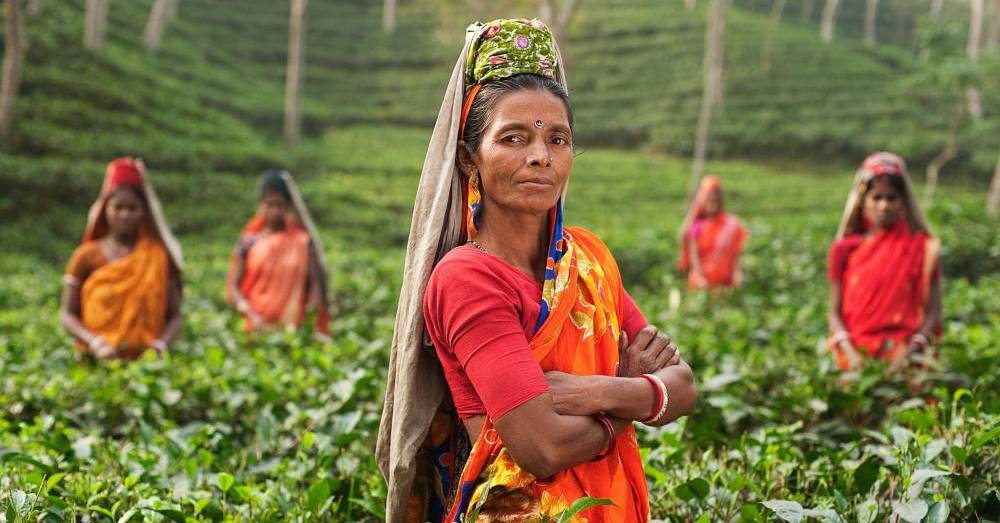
[81, 231, 170, 360]
[445, 227, 648, 522]
[228, 214, 326, 333]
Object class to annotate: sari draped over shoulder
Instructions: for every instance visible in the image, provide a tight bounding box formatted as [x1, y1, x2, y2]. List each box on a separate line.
[228, 215, 329, 334]
[828, 152, 941, 369]
[832, 220, 940, 367]
[81, 232, 171, 360]
[678, 175, 748, 289]
[73, 157, 182, 360]
[442, 226, 648, 522]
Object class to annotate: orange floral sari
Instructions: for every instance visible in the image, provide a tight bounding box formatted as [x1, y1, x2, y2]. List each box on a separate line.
[444, 227, 648, 522]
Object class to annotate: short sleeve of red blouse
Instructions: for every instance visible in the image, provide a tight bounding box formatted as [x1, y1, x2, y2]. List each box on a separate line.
[827, 236, 863, 282]
[424, 252, 550, 421]
[65, 241, 108, 284]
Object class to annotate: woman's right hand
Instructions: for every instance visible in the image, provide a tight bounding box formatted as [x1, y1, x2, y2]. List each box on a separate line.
[838, 340, 864, 371]
[89, 335, 117, 359]
[618, 325, 681, 378]
[248, 311, 266, 331]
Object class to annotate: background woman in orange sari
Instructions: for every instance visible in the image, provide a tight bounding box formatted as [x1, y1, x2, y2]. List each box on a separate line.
[678, 174, 748, 289]
[225, 169, 331, 336]
[378, 19, 697, 522]
[827, 152, 942, 372]
[59, 158, 184, 361]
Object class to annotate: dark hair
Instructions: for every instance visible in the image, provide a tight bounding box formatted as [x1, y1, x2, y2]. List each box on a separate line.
[108, 185, 146, 206]
[260, 168, 291, 202]
[461, 74, 573, 154]
[865, 174, 906, 196]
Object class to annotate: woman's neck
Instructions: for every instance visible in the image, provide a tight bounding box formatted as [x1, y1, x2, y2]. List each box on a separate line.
[474, 207, 551, 283]
[109, 230, 138, 246]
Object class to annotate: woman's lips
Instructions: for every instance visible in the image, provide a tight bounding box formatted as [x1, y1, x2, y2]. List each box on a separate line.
[517, 177, 554, 189]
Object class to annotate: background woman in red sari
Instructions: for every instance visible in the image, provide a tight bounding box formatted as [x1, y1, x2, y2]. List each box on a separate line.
[678, 175, 748, 290]
[225, 169, 331, 337]
[827, 152, 942, 372]
[59, 157, 184, 360]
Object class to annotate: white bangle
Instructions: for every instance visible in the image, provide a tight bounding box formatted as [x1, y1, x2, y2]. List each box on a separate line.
[910, 333, 929, 348]
[831, 330, 850, 345]
[151, 339, 167, 352]
[88, 336, 104, 351]
[236, 299, 250, 314]
[642, 373, 670, 425]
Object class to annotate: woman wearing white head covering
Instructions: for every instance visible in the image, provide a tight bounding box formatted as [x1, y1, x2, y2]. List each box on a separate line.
[377, 19, 697, 522]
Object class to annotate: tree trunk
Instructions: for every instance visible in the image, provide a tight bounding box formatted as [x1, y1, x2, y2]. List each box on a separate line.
[84, 0, 108, 49]
[284, 0, 307, 147]
[690, 0, 725, 199]
[382, 0, 396, 34]
[929, 0, 944, 20]
[761, 0, 786, 73]
[987, 146, 1000, 214]
[864, 0, 878, 46]
[1, 0, 26, 141]
[801, 0, 814, 21]
[165, 0, 178, 20]
[711, 0, 726, 111]
[143, 0, 172, 51]
[820, 0, 841, 42]
[27, 0, 42, 17]
[924, 105, 965, 207]
[967, 0, 984, 120]
[685, 0, 696, 10]
[987, 0, 1000, 50]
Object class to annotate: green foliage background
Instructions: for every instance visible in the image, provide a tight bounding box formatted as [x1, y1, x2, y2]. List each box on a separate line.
[1, 0, 998, 521]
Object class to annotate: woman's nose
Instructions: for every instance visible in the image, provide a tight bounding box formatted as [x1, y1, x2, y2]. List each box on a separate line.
[527, 141, 551, 167]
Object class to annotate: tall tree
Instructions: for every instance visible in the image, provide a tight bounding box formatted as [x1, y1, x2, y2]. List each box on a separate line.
[165, 0, 178, 20]
[988, 0, 1000, 50]
[685, 0, 697, 10]
[1, 0, 26, 141]
[143, 0, 173, 51]
[27, 0, 41, 17]
[760, 0, 786, 73]
[84, 0, 108, 49]
[988, 147, 1000, 214]
[864, 0, 878, 46]
[689, 0, 726, 199]
[924, 106, 965, 207]
[967, 0, 984, 120]
[820, 0, 841, 42]
[920, 0, 946, 61]
[284, 0, 307, 146]
[383, 0, 396, 34]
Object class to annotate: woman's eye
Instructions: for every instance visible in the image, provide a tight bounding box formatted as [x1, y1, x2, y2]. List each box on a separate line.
[551, 136, 569, 145]
[502, 135, 523, 143]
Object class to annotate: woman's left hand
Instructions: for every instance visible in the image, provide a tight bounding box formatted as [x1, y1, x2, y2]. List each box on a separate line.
[545, 371, 600, 416]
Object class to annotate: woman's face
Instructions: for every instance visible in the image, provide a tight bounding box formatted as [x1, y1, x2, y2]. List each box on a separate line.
[105, 188, 145, 237]
[259, 190, 289, 230]
[863, 176, 905, 230]
[464, 88, 573, 219]
[703, 190, 722, 217]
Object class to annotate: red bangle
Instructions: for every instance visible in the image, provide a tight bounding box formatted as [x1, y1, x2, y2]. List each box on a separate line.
[638, 374, 664, 423]
[591, 414, 616, 461]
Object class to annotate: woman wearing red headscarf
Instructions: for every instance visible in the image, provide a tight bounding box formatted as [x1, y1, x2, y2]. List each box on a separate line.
[678, 175, 748, 289]
[59, 158, 184, 360]
[828, 152, 942, 372]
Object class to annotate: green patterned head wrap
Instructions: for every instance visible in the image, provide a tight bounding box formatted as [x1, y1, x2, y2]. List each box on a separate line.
[464, 18, 559, 87]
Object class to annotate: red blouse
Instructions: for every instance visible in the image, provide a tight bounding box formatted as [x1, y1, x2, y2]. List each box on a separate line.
[424, 244, 648, 421]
